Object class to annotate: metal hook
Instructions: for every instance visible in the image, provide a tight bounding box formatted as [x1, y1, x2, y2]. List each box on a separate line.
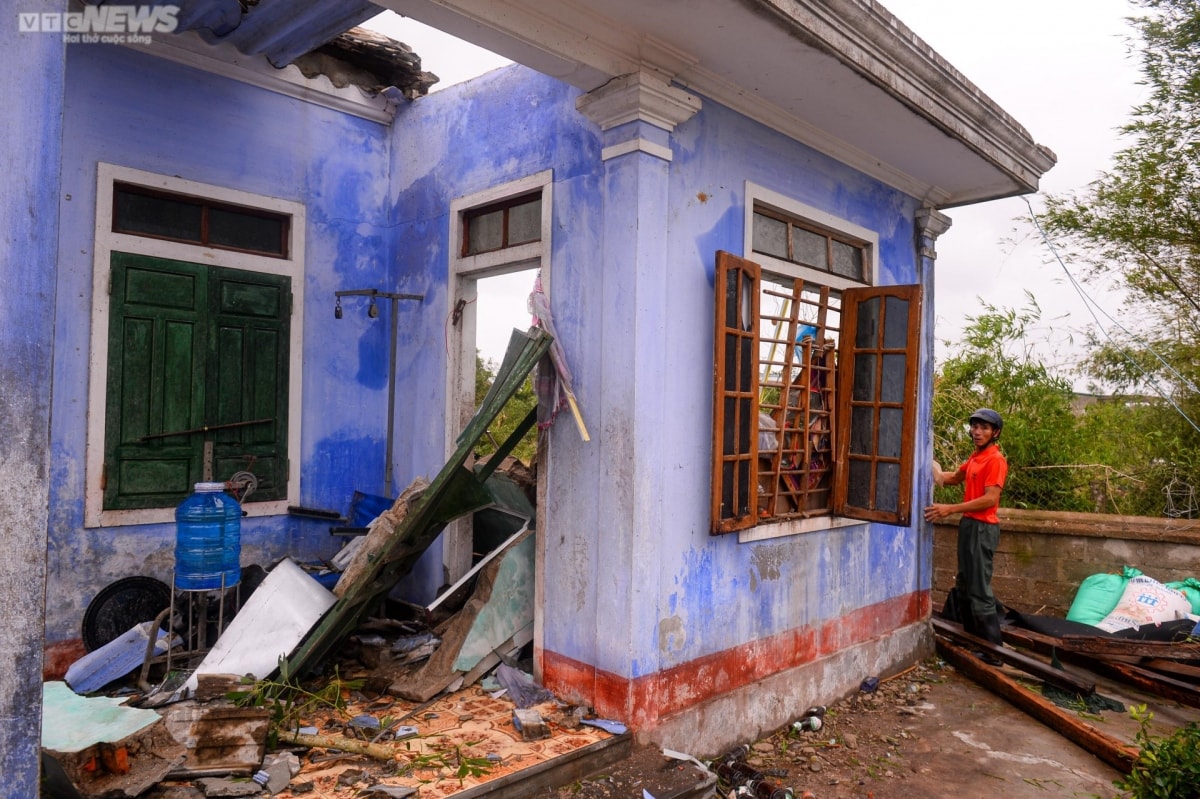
[334, 296, 343, 319]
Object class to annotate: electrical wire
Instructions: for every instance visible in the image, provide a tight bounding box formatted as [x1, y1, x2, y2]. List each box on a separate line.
[1023, 196, 1200, 435]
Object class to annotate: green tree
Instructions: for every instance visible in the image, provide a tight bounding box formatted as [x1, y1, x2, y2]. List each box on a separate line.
[474, 352, 538, 465]
[932, 301, 1089, 511]
[1037, 0, 1200, 514]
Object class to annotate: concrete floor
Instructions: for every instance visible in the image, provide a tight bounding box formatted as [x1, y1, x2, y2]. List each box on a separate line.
[521, 652, 1200, 799]
[800, 656, 1197, 799]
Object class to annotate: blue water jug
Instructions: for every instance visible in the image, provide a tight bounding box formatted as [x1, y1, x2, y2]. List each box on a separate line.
[174, 482, 241, 591]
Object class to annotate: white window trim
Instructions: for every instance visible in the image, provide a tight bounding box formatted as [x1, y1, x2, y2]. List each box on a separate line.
[85, 163, 306, 528]
[442, 169, 553, 649]
[744, 181, 879, 291]
[738, 181, 878, 543]
[445, 169, 554, 456]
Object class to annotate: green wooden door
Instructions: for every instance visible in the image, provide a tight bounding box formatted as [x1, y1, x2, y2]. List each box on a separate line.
[208, 266, 290, 499]
[105, 252, 290, 510]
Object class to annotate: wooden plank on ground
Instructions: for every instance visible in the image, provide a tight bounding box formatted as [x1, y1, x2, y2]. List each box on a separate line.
[932, 617, 1096, 696]
[1099, 661, 1200, 709]
[1141, 658, 1200, 682]
[935, 637, 1139, 774]
[1059, 635, 1200, 660]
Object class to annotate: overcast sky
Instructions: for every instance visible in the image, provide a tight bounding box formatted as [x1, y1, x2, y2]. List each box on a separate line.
[366, 2, 1147, 383]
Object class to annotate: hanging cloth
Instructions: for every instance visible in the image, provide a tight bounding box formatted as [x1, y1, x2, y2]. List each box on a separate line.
[528, 272, 590, 440]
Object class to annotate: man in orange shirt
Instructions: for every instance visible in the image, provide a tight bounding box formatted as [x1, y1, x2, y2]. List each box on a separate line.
[925, 408, 1008, 665]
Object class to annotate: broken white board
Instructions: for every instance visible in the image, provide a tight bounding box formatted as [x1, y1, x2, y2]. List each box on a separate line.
[183, 558, 335, 695]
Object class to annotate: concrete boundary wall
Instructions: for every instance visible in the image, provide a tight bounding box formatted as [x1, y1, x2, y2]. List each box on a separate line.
[932, 509, 1200, 619]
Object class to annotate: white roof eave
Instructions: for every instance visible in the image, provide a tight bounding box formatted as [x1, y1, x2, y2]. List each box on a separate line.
[380, 0, 1057, 206]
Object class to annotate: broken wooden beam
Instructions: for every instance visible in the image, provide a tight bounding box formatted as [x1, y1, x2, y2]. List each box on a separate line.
[1000, 625, 1200, 710]
[935, 637, 1139, 773]
[1098, 661, 1200, 710]
[932, 617, 1096, 696]
[1058, 634, 1200, 660]
[1141, 658, 1200, 682]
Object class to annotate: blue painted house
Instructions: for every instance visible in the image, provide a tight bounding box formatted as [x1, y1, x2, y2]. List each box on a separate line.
[2, 0, 1055, 787]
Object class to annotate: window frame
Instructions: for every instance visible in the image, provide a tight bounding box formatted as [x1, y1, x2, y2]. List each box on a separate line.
[85, 163, 305, 528]
[711, 184, 919, 541]
[460, 191, 543, 257]
[112, 182, 291, 258]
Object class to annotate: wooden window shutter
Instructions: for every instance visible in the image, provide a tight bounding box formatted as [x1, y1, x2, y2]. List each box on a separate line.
[833, 284, 922, 525]
[105, 253, 208, 510]
[208, 266, 291, 500]
[105, 253, 290, 510]
[711, 250, 761, 534]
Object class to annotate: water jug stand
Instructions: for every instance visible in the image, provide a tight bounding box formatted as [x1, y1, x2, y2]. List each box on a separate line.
[139, 572, 240, 686]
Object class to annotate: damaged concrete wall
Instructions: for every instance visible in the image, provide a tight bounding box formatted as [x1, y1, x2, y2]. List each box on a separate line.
[0, 0, 64, 789]
[44, 41, 444, 662]
[390, 64, 937, 751]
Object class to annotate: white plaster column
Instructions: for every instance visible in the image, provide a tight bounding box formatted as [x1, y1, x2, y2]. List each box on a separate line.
[915, 205, 951, 597]
[566, 72, 700, 699]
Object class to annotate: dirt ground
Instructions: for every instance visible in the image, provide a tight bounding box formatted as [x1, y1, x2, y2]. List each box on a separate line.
[525, 655, 1198, 799]
[136, 647, 1198, 799]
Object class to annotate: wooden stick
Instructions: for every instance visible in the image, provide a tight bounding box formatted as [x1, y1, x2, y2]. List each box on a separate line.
[275, 730, 396, 761]
[1000, 626, 1200, 710]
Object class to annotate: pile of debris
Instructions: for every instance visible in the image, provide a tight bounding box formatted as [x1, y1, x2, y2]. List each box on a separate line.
[45, 455, 630, 798]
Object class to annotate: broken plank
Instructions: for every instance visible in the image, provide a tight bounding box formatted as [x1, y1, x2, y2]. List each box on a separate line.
[1099, 661, 1200, 710]
[932, 617, 1096, 696]
[935, 637, 1139, 773]
[1059, 634, 1200, 660]
[1001, 626, 1200, 710]
[1141, 658, 1200, 682]
[276, 730, 396, 761]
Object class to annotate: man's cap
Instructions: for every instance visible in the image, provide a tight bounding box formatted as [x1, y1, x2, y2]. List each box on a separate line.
[969, 408, 1003, 431]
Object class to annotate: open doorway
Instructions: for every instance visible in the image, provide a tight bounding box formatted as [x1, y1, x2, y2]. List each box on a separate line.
[467, 269, 540, 561]
[443, 171, 552, 590]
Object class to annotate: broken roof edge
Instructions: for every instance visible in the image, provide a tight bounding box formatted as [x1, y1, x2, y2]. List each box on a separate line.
[125, 28, 417, 125]
[765, 0, 1058, 201]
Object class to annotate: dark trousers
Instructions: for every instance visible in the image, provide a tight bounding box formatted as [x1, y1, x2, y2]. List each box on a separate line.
[956, 516, 999, 620]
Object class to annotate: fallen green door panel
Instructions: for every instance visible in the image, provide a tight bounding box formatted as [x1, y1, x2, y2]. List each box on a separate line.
[284, 328, 552, 678]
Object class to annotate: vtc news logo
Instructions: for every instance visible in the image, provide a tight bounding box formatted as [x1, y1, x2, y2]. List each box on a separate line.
[19, 5, 180, 39]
